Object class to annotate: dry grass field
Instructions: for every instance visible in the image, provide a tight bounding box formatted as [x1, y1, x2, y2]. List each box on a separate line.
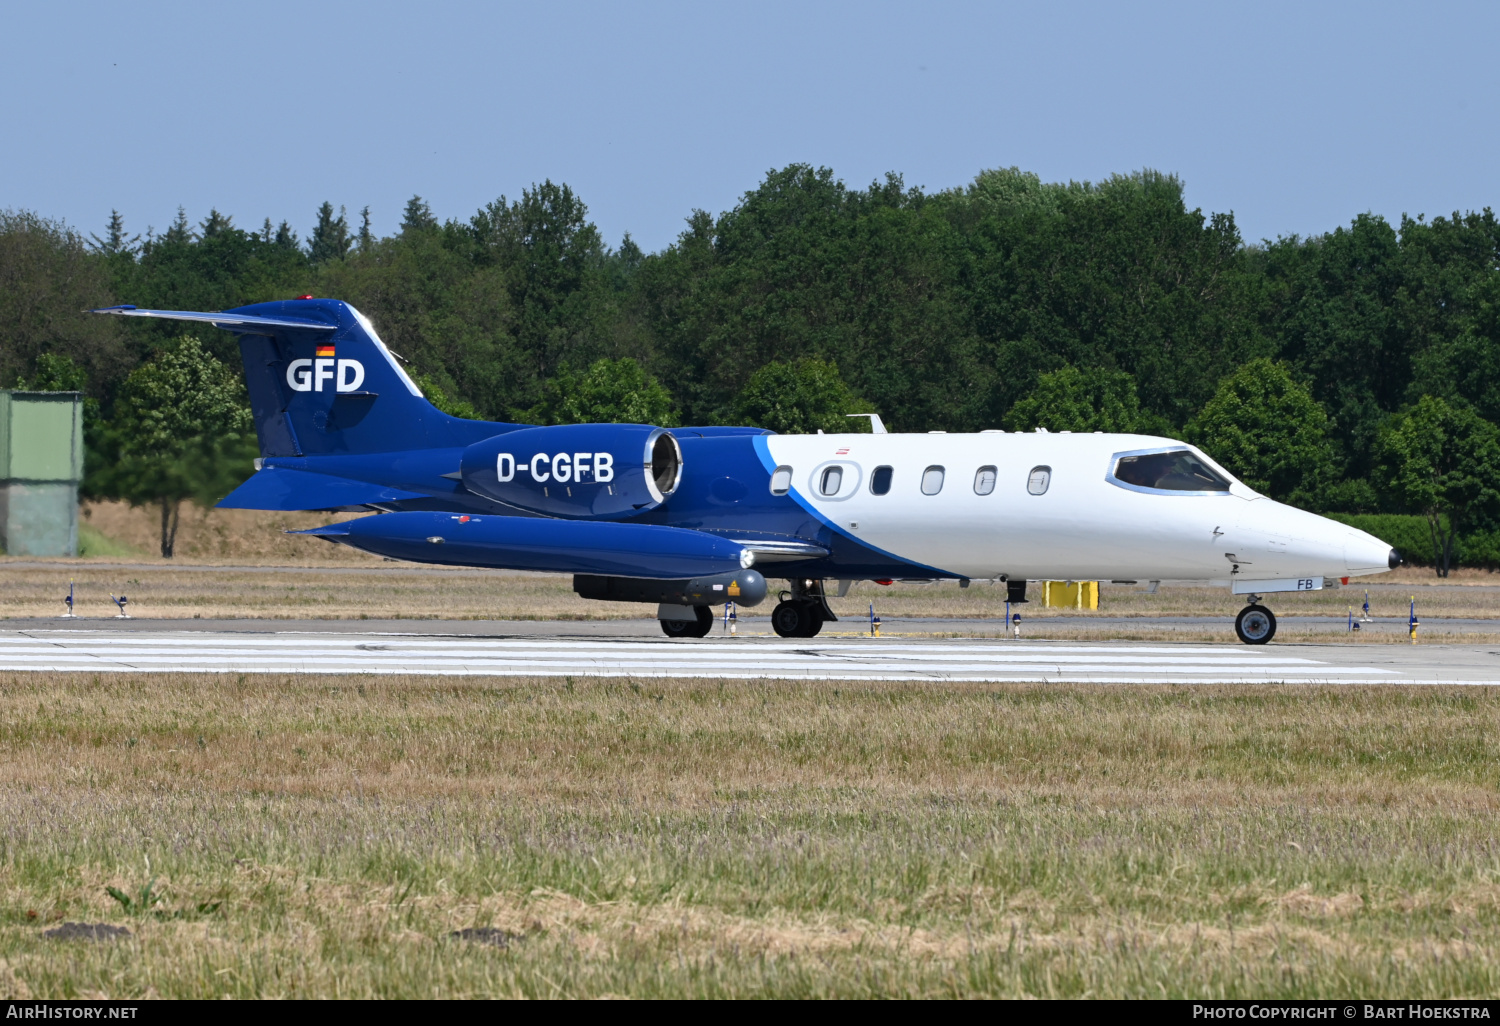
[0, 673, 1494, 998]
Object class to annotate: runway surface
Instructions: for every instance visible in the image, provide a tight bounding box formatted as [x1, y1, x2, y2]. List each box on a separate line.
[2, 623, 1497, 682]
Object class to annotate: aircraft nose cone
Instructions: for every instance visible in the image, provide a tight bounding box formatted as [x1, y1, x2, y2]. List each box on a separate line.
[1343, 529, 1397, 573]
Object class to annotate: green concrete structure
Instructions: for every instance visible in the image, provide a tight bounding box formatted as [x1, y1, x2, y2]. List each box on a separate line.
[0, 391, 84, 556]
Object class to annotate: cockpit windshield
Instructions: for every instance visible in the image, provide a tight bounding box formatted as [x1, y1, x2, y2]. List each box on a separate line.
[1111, 449, 1231, 493]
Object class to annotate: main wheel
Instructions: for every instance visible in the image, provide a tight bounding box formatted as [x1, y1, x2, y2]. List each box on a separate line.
[771, 600, 823, 638]
[661, 606, 713, 638]
[1235, 604, 1277, 645]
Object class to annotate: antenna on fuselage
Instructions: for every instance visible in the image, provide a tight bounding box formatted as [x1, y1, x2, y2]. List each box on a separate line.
[846, 413, 887, 434]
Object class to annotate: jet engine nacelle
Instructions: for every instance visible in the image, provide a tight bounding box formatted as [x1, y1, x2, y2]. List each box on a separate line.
[459, 424, 682, 519]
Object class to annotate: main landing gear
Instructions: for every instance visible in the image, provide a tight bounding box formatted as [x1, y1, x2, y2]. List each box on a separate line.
[771, 579, 838, 639]
[660, 606, 713, 638]
[1235, 597, 1277, 645]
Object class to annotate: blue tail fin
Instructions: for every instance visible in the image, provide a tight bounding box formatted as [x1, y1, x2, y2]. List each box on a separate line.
[93, 299, 516, 455]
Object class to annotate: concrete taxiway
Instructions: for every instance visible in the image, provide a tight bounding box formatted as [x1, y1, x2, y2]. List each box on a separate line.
[0, 618, 1496, 683]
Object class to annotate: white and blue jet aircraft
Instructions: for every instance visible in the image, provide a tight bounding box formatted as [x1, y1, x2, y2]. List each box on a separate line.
[92, 299, 1401, 644]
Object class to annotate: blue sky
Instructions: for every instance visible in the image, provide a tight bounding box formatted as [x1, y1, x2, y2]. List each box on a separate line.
[4, 0, 1496, 252]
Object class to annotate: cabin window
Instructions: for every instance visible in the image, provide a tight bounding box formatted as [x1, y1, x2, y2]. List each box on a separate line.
[1111, 449, 1230, 493]
[974, 466, 997, 495]
[770, 465, 793, 495]
[1027, 466, 1051, 495]
[870, 465, 893, 495]
[819, 465, 843, 496]
[921, 466, 945, 495]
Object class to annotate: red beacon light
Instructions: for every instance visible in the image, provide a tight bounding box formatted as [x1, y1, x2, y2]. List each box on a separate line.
[295, 294, 314, 300]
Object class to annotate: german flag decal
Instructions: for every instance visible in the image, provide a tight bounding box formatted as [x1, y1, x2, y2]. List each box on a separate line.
[315, 344, 335, 358]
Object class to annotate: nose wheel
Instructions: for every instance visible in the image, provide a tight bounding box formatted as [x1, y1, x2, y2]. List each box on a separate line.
[1235, 603, 1277, 645]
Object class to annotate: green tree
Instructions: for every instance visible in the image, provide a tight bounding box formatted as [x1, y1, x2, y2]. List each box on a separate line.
[468, 182, 609, 378]
[16, 351, 87, 392]
[309, 202, 351, 264]
[1375, 395, 1500, 577]
[111, 210, 311, 366]
[640, 166, 980, 430]
[95, 337, 257, 558]
[1262, 209, 1500, 484]
[401, 195, 437, 233]
[199, 209, 233, 238]
[1410, 266, 1500, 425]
[0, 210, 125, 395]
[953, 167, 1264, 429]
[1004, 365, 1156, 433]
[315, 224, 523, 421]
[1186, 359, 1339, 507]
[357, 206, 374, 251]
[956, 166, 1064, 221]
[161, 206, 193, 245]
[89, 209, 138, 256]
[414, 373, 478, 419]
[733, 358, 872, 434]
[528, 358, 677, 425]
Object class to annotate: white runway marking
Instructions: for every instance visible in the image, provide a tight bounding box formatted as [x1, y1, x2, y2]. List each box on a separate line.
[0, 630, 1423, 683]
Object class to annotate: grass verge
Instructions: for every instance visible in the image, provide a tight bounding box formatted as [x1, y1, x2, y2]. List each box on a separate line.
[0, 673, 1495, 997]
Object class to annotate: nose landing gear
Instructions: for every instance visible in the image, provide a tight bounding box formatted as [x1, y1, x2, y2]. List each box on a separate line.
[1235, 596, 1277, 644]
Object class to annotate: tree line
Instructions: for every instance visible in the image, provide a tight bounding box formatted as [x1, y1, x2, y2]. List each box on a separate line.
[3, 166, 1498, 571]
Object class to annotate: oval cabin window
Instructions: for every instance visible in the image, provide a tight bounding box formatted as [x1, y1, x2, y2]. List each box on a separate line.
[819, 466, 843, 496]
[1027, 466, 1051, 495]
[770, 466, 793, 495]
[974, 466, 997, 495]
[921, 466, 945, 495]
[870, 466, 893, 495]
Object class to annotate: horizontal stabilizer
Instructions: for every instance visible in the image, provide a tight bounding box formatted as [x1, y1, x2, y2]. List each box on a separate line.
[90, 306, 335, 332]
[217, 467, 427, 511]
